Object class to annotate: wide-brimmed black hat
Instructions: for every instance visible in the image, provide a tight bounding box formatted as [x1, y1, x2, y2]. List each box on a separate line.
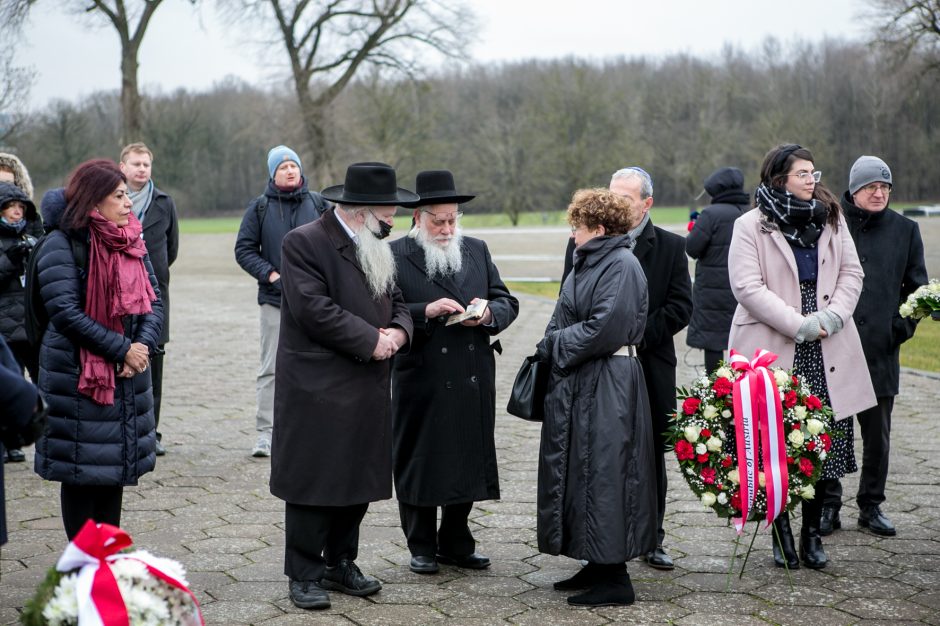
[402, 170, 475, 207]
[321, 162, 419, 206]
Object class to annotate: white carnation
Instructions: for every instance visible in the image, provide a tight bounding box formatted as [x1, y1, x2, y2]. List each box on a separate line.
[717, 492, 729, 505]
[721, 409, 732, 418]
[695, 443, 707, 455]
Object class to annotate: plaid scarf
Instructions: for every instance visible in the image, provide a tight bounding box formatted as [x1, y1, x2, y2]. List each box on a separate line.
[754, 183, 827, 248]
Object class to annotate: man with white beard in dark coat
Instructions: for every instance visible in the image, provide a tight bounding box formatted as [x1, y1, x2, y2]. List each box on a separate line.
[390, 170, 519, 574]
[270, 162, 415, 611]
[819, 156, 927, 538]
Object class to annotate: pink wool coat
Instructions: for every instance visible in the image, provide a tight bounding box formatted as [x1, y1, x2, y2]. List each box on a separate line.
[727, 209, 876, 419]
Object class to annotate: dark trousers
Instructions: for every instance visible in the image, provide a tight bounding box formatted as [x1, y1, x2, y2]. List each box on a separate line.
[398, 501, 474, 557]
[151, 348, 165, 441]
[60, 483, 124, 540]
[284, 502, 368, 581]
[8, 340, 38, 384]
[704, 349, 724, 375]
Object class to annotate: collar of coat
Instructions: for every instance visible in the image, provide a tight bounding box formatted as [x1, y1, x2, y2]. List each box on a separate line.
[630, 218, 657, 260]
[321, 206, 365, 275]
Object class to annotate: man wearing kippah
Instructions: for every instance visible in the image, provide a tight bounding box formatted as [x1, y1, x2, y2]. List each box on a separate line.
[819, 156, 927, 537]
[235, 145, 329, 457]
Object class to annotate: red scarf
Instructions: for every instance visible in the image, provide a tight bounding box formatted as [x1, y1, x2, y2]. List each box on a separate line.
[78, 212, 156, 405]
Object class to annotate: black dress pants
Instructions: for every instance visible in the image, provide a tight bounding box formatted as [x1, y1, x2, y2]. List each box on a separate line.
[856, 396, 893, 508]
[284, 502, 368, 581]
[704, 349, 724, 375]
[398, 501, 474, 557]
[151, 348, 165, 441]
[60, 483, 124, 540]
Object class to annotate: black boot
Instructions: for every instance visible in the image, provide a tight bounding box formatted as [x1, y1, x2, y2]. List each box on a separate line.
[799, 500, 828, 569]
[771, 515, 800, 569]
[554, 562, 604, 590]
[567, 564, 635, 607]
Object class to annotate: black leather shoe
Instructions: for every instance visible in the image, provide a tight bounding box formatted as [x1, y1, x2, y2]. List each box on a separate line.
[644, 546, 674, 570]
[288, 579, 330, 610]
[771, 516, 800, 569]
[5, 448, 26, 463]
[567, 573, 635, 607]
[799, 530, 828, 569]
[437, 552, 491, 569]
[320, 560, 381, 597]
[858, 506, 897, 536]
[818, 505, 841, 536]
[409, 555, 439, 574]
[554, 563, 604, 590]
[155, 441, 166, 457]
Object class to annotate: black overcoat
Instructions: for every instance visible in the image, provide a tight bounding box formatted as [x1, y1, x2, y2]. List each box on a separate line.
[536, 234, 658, 562]
[270, 209, 413, 506]
[141, 186, 178, 345]
[842, 194, 928, 397]
[390, 235, 519, 506]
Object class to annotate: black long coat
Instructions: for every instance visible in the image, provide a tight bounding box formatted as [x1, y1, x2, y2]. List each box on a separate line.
[33, 230, 163, 486]
[536, 234, 657, 563]
[390, 235, 519, 506]
[685, 196, 748, 351]
[270, 209, 413, 506]
[141, 186, 178, 345]
[842, 193, 928, 397]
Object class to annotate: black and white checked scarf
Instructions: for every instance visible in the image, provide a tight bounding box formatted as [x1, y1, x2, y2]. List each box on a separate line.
[754, 183, 827, 248]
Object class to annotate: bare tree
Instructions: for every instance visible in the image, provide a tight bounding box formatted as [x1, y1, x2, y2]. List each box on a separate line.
[1, 0, 194, 144]
[229, 0, 475, 178]
[0, 44, 36, 145]
[869, 0, 940, 71]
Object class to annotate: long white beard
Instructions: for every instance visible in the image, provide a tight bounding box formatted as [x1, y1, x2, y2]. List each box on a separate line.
[412, 226, 463, 280]
[356, 215, 396, 299]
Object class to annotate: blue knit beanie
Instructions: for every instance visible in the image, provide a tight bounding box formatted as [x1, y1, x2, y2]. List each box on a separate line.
[267, 145, 302, 179]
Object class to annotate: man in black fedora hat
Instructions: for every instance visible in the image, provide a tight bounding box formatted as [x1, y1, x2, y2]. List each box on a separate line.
[390, 170, 519, 574]
[270, 162, 416, 610]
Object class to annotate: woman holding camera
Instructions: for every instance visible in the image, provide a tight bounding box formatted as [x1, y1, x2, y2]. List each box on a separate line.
[32, 159, 163, 539]
[0, 181, 44, 463]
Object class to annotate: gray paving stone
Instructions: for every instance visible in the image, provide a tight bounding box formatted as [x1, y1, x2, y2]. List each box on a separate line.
[347, 603, 447, 625]
[756, 605, 857, 626]
[433, 592, 527, 619]
[835, 597, 934, 620]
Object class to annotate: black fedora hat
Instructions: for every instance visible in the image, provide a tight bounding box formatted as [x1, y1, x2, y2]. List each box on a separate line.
[321, 162, 419, 206]
[403, 170, 476, 207]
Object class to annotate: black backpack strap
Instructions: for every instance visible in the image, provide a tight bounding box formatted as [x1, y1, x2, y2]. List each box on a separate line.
[255, 195, 268, 228]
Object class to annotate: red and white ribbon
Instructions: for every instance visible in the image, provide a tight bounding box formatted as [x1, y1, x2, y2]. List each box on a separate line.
[729, 348, 789, 534]
[56, 520, 204, 626]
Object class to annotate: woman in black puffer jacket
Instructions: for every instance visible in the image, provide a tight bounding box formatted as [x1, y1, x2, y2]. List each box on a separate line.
[685, 167, 750, 373]
[33, 159, 163, 539]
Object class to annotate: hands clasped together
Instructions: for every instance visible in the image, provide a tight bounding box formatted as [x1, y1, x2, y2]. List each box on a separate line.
[117, 342, 150, 378]
[372, 327, 408, 361]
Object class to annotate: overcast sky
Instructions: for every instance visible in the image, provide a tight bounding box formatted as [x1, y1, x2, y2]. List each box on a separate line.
[18, 0, 869, 108]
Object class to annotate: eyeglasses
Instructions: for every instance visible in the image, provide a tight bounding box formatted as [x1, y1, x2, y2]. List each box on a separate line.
[422, 210, 462, 228]
[787, 170, 822, 183]
[859, 183, 891, 195]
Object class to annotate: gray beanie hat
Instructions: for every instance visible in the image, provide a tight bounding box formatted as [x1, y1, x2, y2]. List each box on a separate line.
[849, 155, 892, 195]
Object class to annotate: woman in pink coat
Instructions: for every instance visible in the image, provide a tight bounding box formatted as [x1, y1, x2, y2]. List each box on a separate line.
[728, 144, 875, 570]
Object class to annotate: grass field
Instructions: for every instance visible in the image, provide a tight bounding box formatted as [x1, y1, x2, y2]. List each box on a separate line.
[507, 282, 940, 373]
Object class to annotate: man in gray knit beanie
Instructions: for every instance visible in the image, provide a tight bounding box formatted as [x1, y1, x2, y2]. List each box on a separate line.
[817, 155, 927, 539]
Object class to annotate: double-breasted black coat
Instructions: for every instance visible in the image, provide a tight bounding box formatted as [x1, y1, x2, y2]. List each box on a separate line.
[270, 209, 413, 506]
[536, 234, 658, 563]
[390, 235, 519, 506]
[842, 193, 927, 397]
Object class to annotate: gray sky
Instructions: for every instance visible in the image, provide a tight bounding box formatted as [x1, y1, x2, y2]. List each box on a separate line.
[19, 0, 868, 108]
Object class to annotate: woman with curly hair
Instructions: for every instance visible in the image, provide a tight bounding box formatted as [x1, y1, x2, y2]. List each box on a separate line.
[535, 188, 657, 607]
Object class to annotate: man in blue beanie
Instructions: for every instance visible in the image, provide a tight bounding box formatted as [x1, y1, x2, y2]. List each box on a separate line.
[235, 145, 329, 457]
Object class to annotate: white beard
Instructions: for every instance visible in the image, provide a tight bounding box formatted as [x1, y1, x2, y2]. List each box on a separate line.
[356, 214, 397, 299]
[412, 226, 463, 279]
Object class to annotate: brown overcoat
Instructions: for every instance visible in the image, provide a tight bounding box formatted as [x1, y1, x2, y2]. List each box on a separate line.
[270, 208, 413, 506]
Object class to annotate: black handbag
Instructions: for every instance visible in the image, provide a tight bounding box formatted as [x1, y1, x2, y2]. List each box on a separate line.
[506, 355, 549, 422]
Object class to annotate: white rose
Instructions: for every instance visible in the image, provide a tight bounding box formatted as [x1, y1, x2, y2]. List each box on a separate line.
[701, 492, 717, 507]
[695, 443, 708, 455]
[702, 404, 719, 420]
[721, 409, 732, 418]
[716, 367, 733, 380]
[929, 281, 940, 294]
[793, 405, 807, 421]
[899, 303, 914, 317]
[800, 485, 816, 500]
[706, 436, 723, 452]
[774, 369, 790, 387]
[806, 418, 824, 436]
[727, 469, 740, 484]
[684, 425, 702, 442]
[717, 492, 729, 505]
[788, 429, 805, 447]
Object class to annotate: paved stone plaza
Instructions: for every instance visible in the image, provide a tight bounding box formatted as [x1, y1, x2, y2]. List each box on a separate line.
[2, 229, 939, 625]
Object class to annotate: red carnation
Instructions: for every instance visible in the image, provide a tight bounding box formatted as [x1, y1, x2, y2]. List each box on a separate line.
[696, 453, 710, 463]
[786, 456, 795, 465]
[784, 390, 798, 408]
[806, 441, 816, 451]
[713, 377, 733, 397]
[792, 422, 802, 430]
[730, 491, 742, 510]
[792, 375, 799, 387]
[700, 428, 712, 438]
[820, 433, 832, 451]
[675, 440, 695, 461]
[701, 467, 716, 484]
[721, 456, 733, 468]
[805, 395, 822, 410]
[682, 397, 702, 415]
[799, 457, 814, 477]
